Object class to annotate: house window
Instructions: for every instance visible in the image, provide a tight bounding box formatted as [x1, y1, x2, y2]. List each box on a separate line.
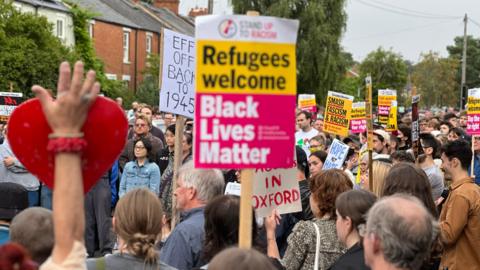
[122, 75, 131, 88]
[123, 30, 130, 63]
[88, 20, 95, 38]
[106, 74, 117, 80]
[146, 33, 152, 55]
[56, 18, 65, 39]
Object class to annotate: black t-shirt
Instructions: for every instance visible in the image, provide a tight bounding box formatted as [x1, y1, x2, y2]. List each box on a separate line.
[329, 242, 370, 270]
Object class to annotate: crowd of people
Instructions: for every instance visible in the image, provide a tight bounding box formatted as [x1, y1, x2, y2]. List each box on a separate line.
[0, 61, 479, 270]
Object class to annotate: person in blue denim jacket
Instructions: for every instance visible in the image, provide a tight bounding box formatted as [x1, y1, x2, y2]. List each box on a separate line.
[119, 137, 161, 197]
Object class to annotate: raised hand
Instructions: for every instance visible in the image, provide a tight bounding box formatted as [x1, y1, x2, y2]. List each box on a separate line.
[32, 61, 100, 134]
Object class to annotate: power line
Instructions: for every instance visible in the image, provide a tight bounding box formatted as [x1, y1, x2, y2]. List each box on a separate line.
[366, 0, 461, 19]
[354, 0, 462, 20]
[470, 18, 480, 29]
[344, 20, 460, 41]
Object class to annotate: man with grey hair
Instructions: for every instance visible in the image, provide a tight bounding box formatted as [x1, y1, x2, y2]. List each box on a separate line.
[363, 194, 437, 270]
[160, 161, 224, 270]
[10, 207, 54, 264]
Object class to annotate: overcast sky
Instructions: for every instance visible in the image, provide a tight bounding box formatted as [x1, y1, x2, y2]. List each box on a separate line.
[179, 0, 480, 63]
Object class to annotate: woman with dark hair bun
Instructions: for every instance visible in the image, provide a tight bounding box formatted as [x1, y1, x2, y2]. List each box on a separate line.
[329, 190, 377, 270]
[119, 137, 160, 197]
[202, 195, 262, 265]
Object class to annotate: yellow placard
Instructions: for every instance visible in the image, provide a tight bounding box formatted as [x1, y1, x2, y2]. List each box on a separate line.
[299, 99, 316, 108]
[351, 105, 366, 119]
[196, 40, 296, 95]
[323, 91, 353, 137]
[386, 101, 397, 132]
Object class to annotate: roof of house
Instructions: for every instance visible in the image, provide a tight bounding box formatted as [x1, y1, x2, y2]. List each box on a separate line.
[140, 3, 194, 36]
[73, 0, 139, 28]
[100, 0, 166, 33]
[16, 0, 70, 13]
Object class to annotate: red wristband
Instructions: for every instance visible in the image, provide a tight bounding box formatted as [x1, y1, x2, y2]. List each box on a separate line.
[47, 138, 87, 153]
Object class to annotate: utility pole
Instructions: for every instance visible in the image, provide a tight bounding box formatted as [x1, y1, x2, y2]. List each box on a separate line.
[460, 13, 468, 110]
[208, 0, 214, 14]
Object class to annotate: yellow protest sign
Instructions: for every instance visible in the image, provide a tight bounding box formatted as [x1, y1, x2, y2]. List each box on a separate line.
[378, 89, 397, 125]
[386, 100, 397, 132]
[323, 91, 353, 137]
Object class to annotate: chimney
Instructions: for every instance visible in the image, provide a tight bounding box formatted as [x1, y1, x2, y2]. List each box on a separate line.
[153, 0, 179, 14]
[188, 7, 208, 17]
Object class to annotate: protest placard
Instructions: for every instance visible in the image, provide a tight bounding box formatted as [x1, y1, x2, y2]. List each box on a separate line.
[194, 15, 299, 169]
[159, 29, 195, 118]
[298, 94, 316, 112]
[386, 100, 398, 132]
[323, 91, 353, 137]
[253, 164, 301, 218]
[411, 94, 421, 158]
[467, 88, 480, 135]
[350, 101, 366, 134]
[0, 92, 23, 122]
[378, 89, 397, 126]
[322, 139, 350, 170]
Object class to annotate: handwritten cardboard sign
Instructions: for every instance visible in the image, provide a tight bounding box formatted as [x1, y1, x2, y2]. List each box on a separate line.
[253, 164, 301, 218]
[159, 29, 195, 118]
[323, 139, 349, 170]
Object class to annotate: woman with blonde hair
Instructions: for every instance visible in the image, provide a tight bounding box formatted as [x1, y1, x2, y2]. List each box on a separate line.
[86, 188, 175, 269]
[360, 159, 392, 196]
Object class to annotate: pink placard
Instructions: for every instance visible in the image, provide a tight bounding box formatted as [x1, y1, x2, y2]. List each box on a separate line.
[467, 114, 480, 135]
[350, 119, 366, 134]
[194, 93, 295, 168]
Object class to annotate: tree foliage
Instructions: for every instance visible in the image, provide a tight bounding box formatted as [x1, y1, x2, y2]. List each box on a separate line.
[359, 47, 408, 105]
[232, 0, 348, 103]
[135, 55, 160, 106]
[412, 52, 459, 108]
[0, 2, 72, 97]
[447, 35, 480, 91]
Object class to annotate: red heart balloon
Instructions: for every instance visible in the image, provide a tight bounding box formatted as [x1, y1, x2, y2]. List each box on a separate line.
[7, 97, 128, 193]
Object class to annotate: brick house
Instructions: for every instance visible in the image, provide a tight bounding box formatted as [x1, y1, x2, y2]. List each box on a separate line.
[74, 0, 193, 92]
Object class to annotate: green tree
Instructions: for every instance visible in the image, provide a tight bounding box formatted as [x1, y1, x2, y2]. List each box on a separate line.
[412, 52, 459, 108]
[135, 55, 160, 106]
[0, 2, 73, 97]
[232, 0, 348, 103]
[447, 35, 480, 91]
[359, 47, 408, 105]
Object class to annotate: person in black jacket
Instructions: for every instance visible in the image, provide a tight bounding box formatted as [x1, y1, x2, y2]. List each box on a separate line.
[329, 190, 377, 270]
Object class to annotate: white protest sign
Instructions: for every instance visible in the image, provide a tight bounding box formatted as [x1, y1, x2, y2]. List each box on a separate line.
[323, 139, 349, 170]
[0, 92, 23, 121]
[252, 164, 302, 219]
[160, 28, 195, 118]
[225, 182, 241, 196]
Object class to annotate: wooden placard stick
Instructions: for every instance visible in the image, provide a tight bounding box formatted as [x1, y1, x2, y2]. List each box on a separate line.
[238, 9, 260, 249]
[171, 115, 185, 228]
[364, 76, 374, 190]
[471, 136, 475, 178]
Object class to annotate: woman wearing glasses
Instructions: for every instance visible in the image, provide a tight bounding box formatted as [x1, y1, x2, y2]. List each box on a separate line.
[119, 137, 161, 197]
